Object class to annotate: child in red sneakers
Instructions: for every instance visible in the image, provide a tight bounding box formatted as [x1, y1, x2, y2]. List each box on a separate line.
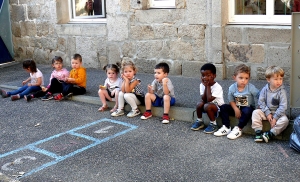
[24, 56, 69, 101]
[140, 62, 175, 124]
[46, 54, 86, 101]
[0, 60, 44, 101]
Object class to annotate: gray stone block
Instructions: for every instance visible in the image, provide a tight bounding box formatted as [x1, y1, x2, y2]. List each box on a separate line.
[122, 41, 136, 58]
[135, 59, 157, 74]
[186, 0, 206, 24]
[246, 26, 291, 44]
[136, 40, 163, 59]
[225, 26, 243, 43]
[10, 5, 26, 22]
[153, 25, 177, 39]
[20, 21, 37, 36]
[108, 44, 121, 63]
[170, 40, 193, 60]
[130, 25, 155, 40]
[27, 4, 41, 20]
[11, 22, 21, 37]
[107, 16, 129, 41]
[182, 61, 202, 77]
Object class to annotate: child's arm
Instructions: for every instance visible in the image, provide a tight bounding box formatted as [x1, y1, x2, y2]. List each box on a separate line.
[147, 84, 154, 94]
[203, 84, 216, 103]
[28, 77, 42, 87]
[273, 89, 288, 121]
[67, 68, 86, 85]
[162, 78, 170, 95]
[22, 77, 31, 85]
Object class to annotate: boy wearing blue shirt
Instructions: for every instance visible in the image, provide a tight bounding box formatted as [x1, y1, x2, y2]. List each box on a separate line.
[214, 64, 259, 139]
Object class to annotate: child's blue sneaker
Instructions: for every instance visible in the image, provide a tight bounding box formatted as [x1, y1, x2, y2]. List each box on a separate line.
[191, 121, 204, 131]
[204, 123, 218, 134]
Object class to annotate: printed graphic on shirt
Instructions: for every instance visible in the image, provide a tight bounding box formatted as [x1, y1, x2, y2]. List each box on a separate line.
[235, 95, 248, 107]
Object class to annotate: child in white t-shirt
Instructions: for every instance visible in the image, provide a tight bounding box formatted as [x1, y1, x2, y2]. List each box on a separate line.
[0, 60, 44, 101]
[98, 63, 122, 112]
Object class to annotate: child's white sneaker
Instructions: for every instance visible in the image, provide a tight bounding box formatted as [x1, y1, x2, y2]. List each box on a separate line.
[227, 126, 242, 140]
[127, 109, 141, 118]
[214, 125, 231, 136]
[111, 109, 125, 117]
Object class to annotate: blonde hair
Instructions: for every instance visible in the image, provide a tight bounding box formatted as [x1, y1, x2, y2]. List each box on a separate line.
[234, 64, 251, 76]
[121, 60, 138, 73]
[265, 66, 284, 79]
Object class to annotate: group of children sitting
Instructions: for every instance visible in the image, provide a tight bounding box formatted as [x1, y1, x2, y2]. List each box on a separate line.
[0, 54, 289, 143]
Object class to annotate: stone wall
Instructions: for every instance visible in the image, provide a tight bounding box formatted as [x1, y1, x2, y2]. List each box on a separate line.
[9, 0, 292, 80]
[224, 25, 291, 81]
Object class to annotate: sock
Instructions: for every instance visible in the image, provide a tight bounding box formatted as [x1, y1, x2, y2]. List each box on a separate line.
[31, 94, 34, 98]
[196, 118, 203, 122]
[163, 113, 168, 116]
[146, 110, 151, 113]
[211, 120, 217, 125]
[47, 92, 52, 95]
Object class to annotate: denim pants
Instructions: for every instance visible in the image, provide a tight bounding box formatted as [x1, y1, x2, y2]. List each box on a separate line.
[7, 85, 41, 98]
[48, 78, 86, 96]
[220, 104, 254, 129]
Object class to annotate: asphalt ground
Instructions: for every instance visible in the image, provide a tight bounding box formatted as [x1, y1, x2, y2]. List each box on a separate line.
[0, 95, 300, 182]
[0, 62, 300, 181]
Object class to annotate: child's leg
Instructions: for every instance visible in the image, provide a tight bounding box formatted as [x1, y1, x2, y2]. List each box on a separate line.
[145, 93, 156, 110]
[19, 86, 41, 98]
[7, 85, 28, 96]
[124, 93, 141, 110]
[271, 115, 289, 136]
[219, 104, 235, 128]
[196, 101, 205, 119]
[238, 106, 254, 129]
[66, 85, 86, 96]
[251, 109, 266, 131]
[113, 90, 119, 109]
[117, 91, 125, 110]
[163, 95, 171, 114]
[98, 89, 110, 107]
[204, 103, 218, 123]
[47, 78, 63, 94]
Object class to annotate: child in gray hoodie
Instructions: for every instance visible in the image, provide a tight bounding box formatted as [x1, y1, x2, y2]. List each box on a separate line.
[252, 66, 289, 143]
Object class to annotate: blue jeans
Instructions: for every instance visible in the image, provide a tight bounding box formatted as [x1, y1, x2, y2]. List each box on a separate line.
[220, 104, 254, 129]
[7, 85, 41, 98]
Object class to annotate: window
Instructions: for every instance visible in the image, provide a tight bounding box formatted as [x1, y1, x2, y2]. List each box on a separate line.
[229, 0, 300, 24]
[149, 0, 176, 8]
[70, 0, 106, 22]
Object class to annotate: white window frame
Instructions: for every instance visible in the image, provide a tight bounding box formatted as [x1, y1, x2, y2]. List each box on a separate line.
[228, 0, 291, 25]
[69, 0, 106, 23]
[149, 0, 176, 8]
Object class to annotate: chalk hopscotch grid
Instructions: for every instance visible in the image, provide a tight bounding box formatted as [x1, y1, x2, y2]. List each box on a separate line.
[0, 118, 138, 178]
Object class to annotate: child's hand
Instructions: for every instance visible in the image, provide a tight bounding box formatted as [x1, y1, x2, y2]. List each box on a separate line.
[270, 118, 276, 128]
[234, 108, 241, 119]
[111, 89, 116, 96]
[121, 74, 129, 81]
[267, 114, 273, 123]
[41, 86, 47, 92]
[22, 81, 27, 85]
[99, 85, 106, 90]
[147, 84, 152, 93]
[162, 78, 169, 85]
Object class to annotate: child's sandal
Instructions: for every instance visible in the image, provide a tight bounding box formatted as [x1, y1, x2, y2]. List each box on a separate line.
[98, 105, 108, 112]
[110, 107, 117, 113]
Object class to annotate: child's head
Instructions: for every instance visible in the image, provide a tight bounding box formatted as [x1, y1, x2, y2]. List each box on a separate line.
[121, 60, 137, 80]
[103, 63, 120, 80]
[265, 66, 284, 90]
[23, 59, 37, 73]
[233, 64, 251, 88]
[200, 63, 217, 85]
[71, 54, 82, 69]
[154, 62, 169, 82]
[52, 56, 64, 71]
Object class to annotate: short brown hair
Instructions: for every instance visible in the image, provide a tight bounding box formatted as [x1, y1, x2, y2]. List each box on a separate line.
[265, 66, 284, 79]
[72, 53, 82, 62]
[234, 64, 250, 76]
